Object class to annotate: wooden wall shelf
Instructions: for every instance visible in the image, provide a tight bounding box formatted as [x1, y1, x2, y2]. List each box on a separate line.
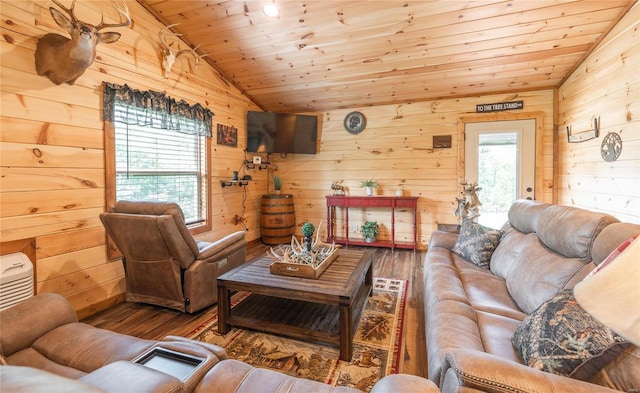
[326, 195, 418, 251]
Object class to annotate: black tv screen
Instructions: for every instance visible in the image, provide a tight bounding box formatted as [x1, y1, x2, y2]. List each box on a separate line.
[246, 111, 318, 154]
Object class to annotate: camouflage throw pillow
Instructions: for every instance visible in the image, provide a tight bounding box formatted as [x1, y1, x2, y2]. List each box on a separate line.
[512, 289, 629, 380]
[451, 220, 502, 269]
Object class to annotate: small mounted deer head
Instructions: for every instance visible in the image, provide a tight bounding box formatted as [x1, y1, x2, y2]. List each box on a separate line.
[159, 24, 207, 79]
[35, 0, 131, 85]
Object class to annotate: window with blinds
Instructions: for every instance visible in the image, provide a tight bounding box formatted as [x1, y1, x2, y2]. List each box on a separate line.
[114, 121, 207, 225]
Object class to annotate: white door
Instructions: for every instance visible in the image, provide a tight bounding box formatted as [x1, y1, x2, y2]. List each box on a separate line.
[465, 119, 536, 229]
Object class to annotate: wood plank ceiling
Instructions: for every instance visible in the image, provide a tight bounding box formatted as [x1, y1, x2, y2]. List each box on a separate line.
[137, 0, 635, 113]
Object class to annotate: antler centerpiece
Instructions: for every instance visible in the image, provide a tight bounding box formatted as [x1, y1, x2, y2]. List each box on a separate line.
[268, 221, 339, 278]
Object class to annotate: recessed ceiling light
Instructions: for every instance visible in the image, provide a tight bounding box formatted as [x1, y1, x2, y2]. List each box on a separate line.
[263, 3, 280, 18]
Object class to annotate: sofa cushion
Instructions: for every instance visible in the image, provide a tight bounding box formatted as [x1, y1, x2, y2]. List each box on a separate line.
[452, 220, 501, 269]
[537, 205, 618, 261]
[507, 199, 550, 234]
[490, 225, 595, 314]
[512, 289, 629, 380]
[0, 366, 105, 393]
[6, 347, 88, 380]
[459, 268, 526, 321]
[423, 256, 470, 308]
[0, 293, 78, 357]
[32, 323, 155, 373]
[425, 300, 485, 383]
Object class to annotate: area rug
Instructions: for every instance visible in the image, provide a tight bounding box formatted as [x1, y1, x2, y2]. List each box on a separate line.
[187, 277, 407, 392]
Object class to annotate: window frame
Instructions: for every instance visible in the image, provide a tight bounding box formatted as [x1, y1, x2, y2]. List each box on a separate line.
[104, 119, 212, 259]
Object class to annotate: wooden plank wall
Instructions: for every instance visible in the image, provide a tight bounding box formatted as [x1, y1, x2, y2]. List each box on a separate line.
[269, 90, 555, 247]
[0, 0, 260, 318]
[5, 0, 632, 318]
[557, 2, 639, 224]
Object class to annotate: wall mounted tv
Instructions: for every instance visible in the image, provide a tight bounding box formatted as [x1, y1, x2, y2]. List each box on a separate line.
[246, 111, 318, 154]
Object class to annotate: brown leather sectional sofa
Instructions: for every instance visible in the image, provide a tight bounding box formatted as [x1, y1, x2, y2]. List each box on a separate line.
[424, 200, 640, 392]
[0, 292, 437, 392]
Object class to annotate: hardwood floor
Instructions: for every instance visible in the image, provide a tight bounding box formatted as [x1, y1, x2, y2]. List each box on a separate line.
[82, 242, 428, 378]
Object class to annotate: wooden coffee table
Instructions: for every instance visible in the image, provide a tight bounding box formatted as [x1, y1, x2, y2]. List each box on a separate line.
[217, 249, 373, 361]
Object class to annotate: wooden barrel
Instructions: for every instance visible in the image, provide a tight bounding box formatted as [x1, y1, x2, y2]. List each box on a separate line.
[260, 194, 296, 245]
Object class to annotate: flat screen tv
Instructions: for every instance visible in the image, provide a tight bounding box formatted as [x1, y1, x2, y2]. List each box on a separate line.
[246, 111, 318, 154]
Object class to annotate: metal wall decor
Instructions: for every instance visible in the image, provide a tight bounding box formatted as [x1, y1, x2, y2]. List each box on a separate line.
[601, 132, 622, 162]
[344, 111, 366, 134]
[567, 118, 599, 143]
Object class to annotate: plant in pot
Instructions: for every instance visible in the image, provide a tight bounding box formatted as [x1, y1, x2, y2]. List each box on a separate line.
[273, 174, 282, 195]
[360, 179, 378, 196]
[301, 222, 315, 252]
[361, 221, 379, 243]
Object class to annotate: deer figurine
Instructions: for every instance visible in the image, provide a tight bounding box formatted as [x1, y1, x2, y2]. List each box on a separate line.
[159, 24, 207, 79]
[35, 0, 131, 85]
[330, 180, 346, 196]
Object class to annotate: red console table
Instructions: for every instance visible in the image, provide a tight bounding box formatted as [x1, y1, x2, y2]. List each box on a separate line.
[326, 195, 418, 251]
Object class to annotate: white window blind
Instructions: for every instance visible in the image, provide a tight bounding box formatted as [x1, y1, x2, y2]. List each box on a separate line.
[114, 118, 207, 225]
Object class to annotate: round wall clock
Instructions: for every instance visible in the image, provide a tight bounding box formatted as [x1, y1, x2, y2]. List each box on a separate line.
[344, 111, 366, 134]
[601, 132, 622, 162]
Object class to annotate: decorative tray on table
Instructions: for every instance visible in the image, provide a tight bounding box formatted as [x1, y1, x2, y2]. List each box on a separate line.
[268, 233, 339, 279]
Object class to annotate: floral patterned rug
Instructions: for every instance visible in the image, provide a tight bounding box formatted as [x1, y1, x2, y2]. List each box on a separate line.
[188, 277, 407, 392]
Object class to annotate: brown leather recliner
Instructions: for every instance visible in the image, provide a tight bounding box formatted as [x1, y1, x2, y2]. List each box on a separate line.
[100, 201, 247, 313]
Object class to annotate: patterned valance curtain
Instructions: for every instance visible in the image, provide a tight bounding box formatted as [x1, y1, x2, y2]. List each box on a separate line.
[102, 82, 213, 137]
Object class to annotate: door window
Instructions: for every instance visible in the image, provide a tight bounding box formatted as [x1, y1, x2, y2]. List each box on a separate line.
[465, 119, 535, 228]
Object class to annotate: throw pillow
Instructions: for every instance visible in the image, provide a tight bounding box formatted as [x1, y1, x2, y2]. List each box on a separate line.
[512, 289, 629, 380]
[451, 220, 502, 269]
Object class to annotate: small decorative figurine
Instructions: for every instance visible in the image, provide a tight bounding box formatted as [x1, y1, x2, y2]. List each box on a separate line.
[331, 181, 346, 196]
[455, 180, 482, 222]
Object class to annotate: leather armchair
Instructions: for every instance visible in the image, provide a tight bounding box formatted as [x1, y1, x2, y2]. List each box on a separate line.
[100, 201, 247, 313]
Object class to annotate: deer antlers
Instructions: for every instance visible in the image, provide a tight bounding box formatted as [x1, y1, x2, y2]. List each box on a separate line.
[35, 0, 130, 85]
[95, 0, 131, 30]
[159, 23, 208, 78]
[50, 0, 131, 30]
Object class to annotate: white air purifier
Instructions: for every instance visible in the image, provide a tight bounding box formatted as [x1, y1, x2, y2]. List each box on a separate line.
[0, 252, 34, 311]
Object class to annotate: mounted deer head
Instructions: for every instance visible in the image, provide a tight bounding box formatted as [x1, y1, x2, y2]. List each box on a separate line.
[159, 24, 207, 79]
[35, 0, 131, 85]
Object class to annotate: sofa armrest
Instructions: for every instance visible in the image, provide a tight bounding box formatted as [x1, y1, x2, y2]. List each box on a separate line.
[197, 231, 247, 261]
[80, 361, 182, 393]
[441, 349, 620, 393]
[371, 374, 439, 393]
[163, 335, 229, 360]
[195, 359, 361, 393]
[429, 231, 459, 250]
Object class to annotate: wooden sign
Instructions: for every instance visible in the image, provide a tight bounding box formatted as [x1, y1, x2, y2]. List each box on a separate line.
[433, 135, 452, 148]
[476, 101, 523, 113]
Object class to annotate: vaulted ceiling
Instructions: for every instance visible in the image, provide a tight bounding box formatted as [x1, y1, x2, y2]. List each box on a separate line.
[137, 0, 635, 113]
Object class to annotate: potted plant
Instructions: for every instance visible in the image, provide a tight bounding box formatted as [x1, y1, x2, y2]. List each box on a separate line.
[273, 174, 282, 194]
[301, 222, 315, 251]
[361, 221, 379, 243]
[360, 179, 378, 196]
